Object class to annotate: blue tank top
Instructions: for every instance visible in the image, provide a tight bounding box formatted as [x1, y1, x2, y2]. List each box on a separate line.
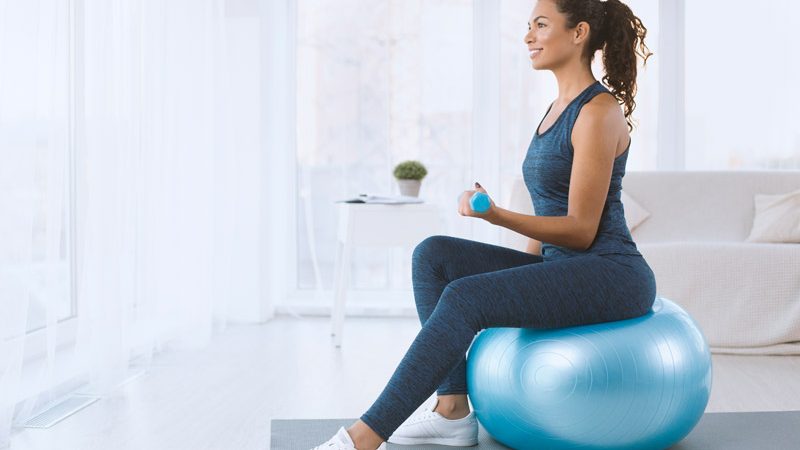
[522, 80, 642, 261]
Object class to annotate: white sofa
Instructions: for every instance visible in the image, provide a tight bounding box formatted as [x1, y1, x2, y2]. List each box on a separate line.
[501, 170, 800, 356]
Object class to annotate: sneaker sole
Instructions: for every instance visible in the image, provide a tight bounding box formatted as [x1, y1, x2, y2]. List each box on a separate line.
[386, 435, 479, 446]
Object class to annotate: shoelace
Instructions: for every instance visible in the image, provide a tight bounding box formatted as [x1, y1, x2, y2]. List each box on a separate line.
[408, 409, 438, 424]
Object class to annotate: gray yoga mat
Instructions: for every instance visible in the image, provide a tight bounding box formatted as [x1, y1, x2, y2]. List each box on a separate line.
[270, 410, 800, 449]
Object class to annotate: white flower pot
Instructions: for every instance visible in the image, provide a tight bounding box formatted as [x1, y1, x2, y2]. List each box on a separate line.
[397, 179, 421, 197]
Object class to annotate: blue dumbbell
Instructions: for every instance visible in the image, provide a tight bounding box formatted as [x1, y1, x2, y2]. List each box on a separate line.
[457, 191, 491, 213]
[470, 192, 491, 212]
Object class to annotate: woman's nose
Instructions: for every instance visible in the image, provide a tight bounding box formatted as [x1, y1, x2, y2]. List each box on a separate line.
[524, 29, 535, 44]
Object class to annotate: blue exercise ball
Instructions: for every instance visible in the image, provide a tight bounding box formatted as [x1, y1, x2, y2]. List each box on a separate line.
[466, 297, 712, 450]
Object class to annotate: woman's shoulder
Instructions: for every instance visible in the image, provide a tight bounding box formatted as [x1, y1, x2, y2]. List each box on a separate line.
[584, 88, 623, 115]
[574, 90, 627, 133]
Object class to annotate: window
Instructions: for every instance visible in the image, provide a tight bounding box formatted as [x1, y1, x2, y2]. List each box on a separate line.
[0, 1, 74, 337]
[295, 0, 474, 294]
[685, 0, 800, 169]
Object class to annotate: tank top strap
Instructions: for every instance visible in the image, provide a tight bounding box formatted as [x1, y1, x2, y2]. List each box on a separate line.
[562, 81, 611, 129]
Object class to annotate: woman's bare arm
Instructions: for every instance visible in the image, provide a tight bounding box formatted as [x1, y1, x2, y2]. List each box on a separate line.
[526, 237, 542, 256]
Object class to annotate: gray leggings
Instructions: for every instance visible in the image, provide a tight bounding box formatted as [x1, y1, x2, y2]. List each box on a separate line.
[359, 235, 657, 441]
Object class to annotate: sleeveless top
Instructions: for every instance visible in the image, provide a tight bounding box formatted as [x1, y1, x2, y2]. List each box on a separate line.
[522, 80, 642, 261]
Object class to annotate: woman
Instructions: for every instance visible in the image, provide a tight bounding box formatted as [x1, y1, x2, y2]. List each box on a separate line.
[312, 1, 654, 449]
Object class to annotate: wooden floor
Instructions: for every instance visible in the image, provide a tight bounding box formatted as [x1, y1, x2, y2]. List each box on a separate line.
[10, 315, 800, 450]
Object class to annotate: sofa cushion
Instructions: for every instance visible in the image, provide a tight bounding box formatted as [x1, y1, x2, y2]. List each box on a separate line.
[745, 188, 800, 243]
[620, 190, 650, 232]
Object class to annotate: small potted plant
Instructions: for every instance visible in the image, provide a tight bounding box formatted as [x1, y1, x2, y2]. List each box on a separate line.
[393, 160, 428, 197]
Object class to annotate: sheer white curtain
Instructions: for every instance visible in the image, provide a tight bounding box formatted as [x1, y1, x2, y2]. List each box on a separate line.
[1, 0, 267, 445]
[76, 0, 230, 391]
[0, 1, 72, 445]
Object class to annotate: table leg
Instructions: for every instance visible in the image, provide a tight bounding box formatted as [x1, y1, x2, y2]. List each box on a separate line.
[331, 240, 352, 347]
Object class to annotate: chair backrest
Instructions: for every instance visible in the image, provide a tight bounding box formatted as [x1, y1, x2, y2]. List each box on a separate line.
[501, 170, 800, 249]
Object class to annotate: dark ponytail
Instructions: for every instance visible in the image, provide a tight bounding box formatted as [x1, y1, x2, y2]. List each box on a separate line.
[555, 0, 653, 132]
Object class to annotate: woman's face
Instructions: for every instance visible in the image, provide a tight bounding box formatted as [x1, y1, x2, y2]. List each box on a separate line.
[524, 0, 583, 70]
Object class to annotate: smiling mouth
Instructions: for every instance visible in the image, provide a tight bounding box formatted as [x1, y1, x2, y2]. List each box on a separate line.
[530, 49, 542, 58]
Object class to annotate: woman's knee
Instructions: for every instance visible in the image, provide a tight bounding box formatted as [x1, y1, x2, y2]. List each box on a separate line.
[413, 235, 451, 261]
[412, 235, 457, 275]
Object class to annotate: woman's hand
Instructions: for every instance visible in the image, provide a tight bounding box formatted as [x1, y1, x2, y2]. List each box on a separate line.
[458, 182, 496, 220]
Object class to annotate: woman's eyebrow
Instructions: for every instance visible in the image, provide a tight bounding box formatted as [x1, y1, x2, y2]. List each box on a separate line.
[528, 16, 548, 26]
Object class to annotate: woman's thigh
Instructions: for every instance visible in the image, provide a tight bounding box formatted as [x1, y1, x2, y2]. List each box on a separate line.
[443, 253, 657, 331]
[412, 235, 543, 282]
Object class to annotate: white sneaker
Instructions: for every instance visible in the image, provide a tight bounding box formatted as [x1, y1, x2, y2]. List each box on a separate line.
[387, 398, 479, 446]
[310, 426, 387, 450]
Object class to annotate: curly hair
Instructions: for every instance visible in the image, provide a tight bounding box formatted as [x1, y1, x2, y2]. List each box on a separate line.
[554, 0, 654, 132]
